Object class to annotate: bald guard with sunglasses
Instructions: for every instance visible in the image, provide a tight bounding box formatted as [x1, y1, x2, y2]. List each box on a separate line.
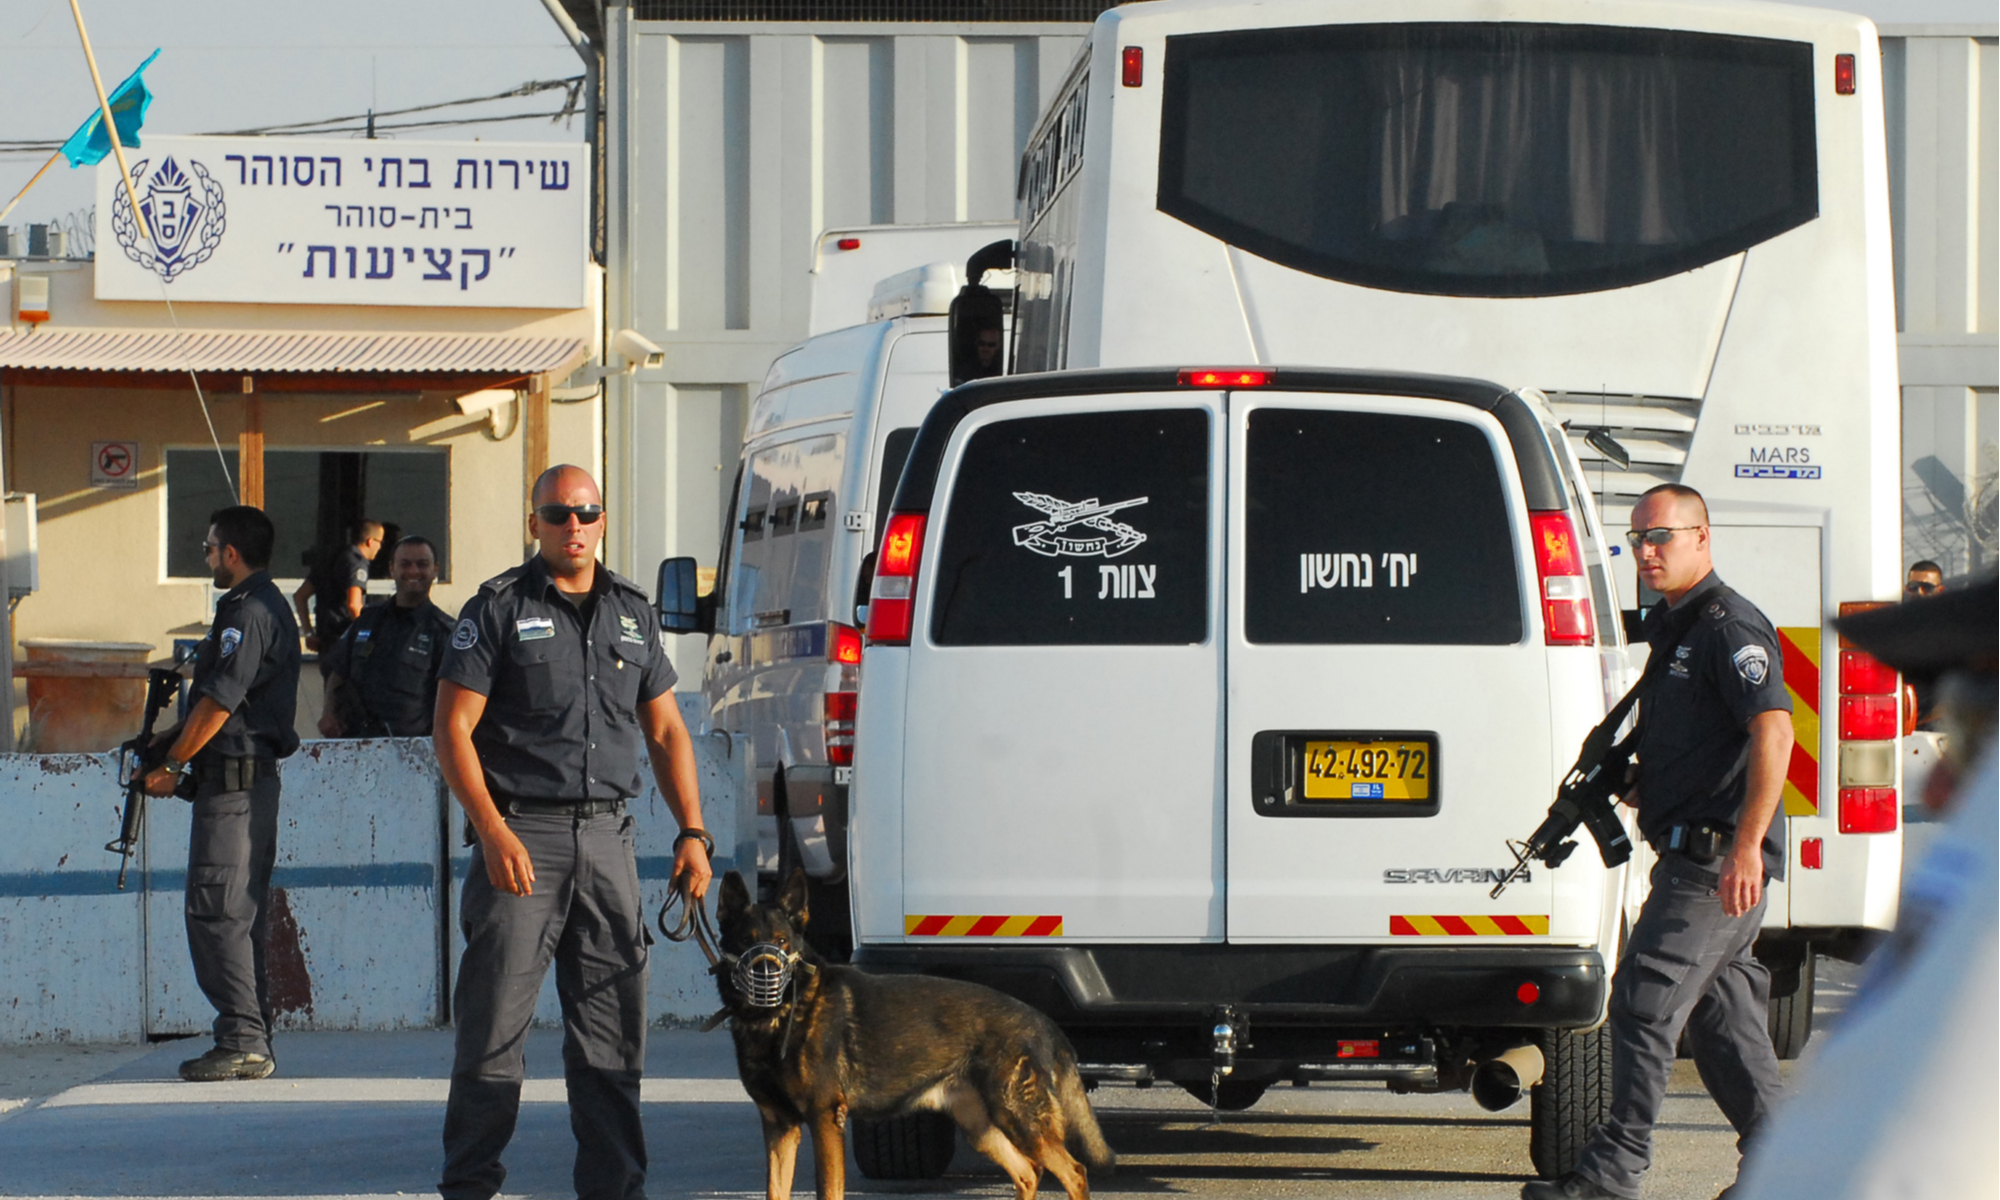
[434, 466, 712, 1200]
[1528, 483, 1793, 1200]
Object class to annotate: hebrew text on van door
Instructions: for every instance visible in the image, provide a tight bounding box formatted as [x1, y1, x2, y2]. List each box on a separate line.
[1300, 552, 1420, 591]
[95, 135, 587, 308]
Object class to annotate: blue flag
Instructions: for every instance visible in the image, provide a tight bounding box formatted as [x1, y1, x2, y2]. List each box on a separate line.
[59, 48, 160, 168]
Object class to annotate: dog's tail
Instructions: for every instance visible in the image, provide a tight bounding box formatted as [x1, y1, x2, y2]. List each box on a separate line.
[1057, 1062, 1116, 1174]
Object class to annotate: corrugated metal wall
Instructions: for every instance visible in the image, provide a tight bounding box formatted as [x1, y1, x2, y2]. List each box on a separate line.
[602, 13, 1088, 592]
[603, 17, 1998, 610]
[1885, 28, 1999, 577]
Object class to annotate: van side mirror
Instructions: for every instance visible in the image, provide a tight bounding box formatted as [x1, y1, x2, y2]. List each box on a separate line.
[948, 239, 1015, 387]
[656, 556, 713, 635]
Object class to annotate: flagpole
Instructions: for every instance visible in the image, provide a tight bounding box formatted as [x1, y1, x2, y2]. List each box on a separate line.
[0, 149, 64, 229]
[66, 0, 150, 245]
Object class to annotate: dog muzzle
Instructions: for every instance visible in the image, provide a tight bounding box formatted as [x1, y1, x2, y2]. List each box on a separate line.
[730, 944, 799, 1009]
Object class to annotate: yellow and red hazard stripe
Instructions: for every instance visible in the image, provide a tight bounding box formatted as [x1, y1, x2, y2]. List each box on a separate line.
[1777, 626, 1821, 816]
[1390, 914, 1549, 936]
[905, 914, 1063, 937]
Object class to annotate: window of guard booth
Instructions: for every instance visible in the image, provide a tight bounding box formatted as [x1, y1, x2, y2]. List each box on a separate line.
[1157, 23, 1818, 298]
[165, 447, 450, 581]
[930, 408, 1210, 646]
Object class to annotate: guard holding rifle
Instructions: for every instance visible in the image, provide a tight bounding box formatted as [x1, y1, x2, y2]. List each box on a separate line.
[434, 466, 711, 1200]
[1525, 483, 1792, 1200]
[143, 506, 301, 1083]
[319, 534, 453, 738]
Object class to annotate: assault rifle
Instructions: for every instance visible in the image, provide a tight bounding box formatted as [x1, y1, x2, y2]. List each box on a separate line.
[107, 668, 189, 889]
[1490, 598, 1707, 899]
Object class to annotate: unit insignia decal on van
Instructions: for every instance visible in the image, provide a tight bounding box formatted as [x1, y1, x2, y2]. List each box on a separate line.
[1010, 492, 1148, 558]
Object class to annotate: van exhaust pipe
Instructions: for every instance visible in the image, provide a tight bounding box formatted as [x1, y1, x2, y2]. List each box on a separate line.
[1469, 1043, 1545, 1112]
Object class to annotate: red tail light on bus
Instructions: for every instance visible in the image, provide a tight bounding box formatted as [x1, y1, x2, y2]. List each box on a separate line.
[1838, 787, 1897, 833]
[1838, 694, 1897, 740]
[1528, 511, 1593, 646]
[866, 514, 928, 644]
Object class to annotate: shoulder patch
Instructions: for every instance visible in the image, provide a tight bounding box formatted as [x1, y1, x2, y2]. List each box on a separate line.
[451, 618, 479, 651]
[1732, 644, 1771, 686]
[219, 627, 243, 657]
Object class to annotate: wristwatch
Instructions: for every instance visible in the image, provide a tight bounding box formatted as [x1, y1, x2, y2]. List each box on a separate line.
[162, 757, 191, 778]
[672, 828, 715, 857]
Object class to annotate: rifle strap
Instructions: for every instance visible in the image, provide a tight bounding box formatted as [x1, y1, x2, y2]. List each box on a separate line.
[1593, 581, 1720, 745]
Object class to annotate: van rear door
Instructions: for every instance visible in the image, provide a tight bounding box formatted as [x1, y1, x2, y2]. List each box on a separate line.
[1224, 397, 1558, 941]
[897, 394, 1225, 940]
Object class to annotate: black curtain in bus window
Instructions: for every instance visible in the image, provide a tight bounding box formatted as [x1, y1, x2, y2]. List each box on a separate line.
[1245, 410, 1521, 644]
[931, 409, 1208, 645]
[1157, 24, 1818, 298]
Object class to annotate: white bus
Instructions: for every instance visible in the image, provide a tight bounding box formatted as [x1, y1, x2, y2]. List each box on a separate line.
[982, 0, 1905, 1049]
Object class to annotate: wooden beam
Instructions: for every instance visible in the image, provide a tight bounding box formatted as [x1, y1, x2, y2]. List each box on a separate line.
[524, 373, 551, 487]
[239, 379, 265, 508]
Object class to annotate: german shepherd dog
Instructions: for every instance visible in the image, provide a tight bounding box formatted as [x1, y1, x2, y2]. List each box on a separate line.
[714, 870, 1115, 1200]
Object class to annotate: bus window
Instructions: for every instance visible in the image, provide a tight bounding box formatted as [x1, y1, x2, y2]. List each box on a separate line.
[931, 409, 1210, 646]
[1245, 409, 1522, 645]
[1157, 23, 1817, 298]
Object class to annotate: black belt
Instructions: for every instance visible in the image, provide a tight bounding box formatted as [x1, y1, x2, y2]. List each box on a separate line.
[1650, 821, 1734, 865]
[495, 796, 625, 818]
[195, 756, 278, 791]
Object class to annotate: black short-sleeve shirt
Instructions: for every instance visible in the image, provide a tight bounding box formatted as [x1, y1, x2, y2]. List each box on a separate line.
[438, 555, 677, 802]
[1635, 574, 1793, 879]
[314, 546, 373, 643]
[191, 571, 302, 762]
[325, 599, 454, 736]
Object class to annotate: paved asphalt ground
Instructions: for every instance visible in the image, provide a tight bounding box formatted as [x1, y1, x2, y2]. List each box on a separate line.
[0, 962, 1857, 1200]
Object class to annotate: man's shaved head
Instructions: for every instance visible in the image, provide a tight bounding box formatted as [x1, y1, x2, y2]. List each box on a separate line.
[532, 464, 601, 508]
[1636, 483, 1709, 526]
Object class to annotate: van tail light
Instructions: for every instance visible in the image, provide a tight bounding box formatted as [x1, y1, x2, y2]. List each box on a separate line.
[1178, 368, 1271, 387]
[1839, 694, 1897, 740]
[1838, 787, 1897, 833]
[1834, 53, 1856, 95]
[865, 513, 928, 645]
[1528, 511, 1593, 646]
[828, 621, 863, 665]
[824, 691, 857, 767]
[1121, 45, 1144, 87]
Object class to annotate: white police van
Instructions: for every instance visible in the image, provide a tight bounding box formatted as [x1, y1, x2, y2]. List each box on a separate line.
[844, 365, 1633, 1178]
[659, 254, 1015, 952]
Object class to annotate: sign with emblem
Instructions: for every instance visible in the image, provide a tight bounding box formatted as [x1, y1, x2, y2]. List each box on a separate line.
[94, 135, 587, 308]
[89, 440, 140, 490]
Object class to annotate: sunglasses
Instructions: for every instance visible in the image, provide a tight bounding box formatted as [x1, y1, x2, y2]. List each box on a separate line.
[1624, 525, 1701, 548]
[201, 539, 222, 554]
[1905, 580, 1941, 595]
[535, 503, 605, 526]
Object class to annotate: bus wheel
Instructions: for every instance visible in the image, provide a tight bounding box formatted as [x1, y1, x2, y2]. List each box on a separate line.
[1766, 951, 1816, 1060]
[1530, 1025, 1611, 1179]
[852, 1111, 956, 1180]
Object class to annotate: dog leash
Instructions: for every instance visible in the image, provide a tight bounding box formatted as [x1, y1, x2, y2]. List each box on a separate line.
[658, 877, 735, 1032]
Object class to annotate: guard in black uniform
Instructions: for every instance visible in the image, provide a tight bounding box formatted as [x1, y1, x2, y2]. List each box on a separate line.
[1528, 484, 1793, 1200]
[144, 505, 301, 1082]
[434, 465, 712, 1200]
[296, 520, 383, 667]
[321, 535, 453, 737]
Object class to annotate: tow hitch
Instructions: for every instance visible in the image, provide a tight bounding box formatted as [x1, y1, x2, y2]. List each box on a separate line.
[1207, 1006, 1242, 1125]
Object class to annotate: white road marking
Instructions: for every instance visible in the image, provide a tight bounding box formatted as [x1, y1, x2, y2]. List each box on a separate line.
[40, 1076, 751, 1107]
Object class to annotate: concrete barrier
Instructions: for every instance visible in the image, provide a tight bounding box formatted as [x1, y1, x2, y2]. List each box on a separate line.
[0, 694, 752, 1043]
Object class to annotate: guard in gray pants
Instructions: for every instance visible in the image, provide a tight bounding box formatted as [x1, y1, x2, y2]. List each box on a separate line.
[144, 505, 301, 1083]
[434, 466, 712, 1200]
[1527, 484, 1794, 1200]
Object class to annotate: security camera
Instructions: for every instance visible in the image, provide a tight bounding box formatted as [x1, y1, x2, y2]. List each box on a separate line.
[611, 328, 665, 373]
[452, 388, 516, 417]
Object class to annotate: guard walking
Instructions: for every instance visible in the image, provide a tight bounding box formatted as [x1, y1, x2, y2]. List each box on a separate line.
[1527, 483, 1793, 1200]
[144, 506, 301, 1082]
[320, 534, 453, 737]
[296, 520, 383, 662]
[435, 465, 712, 1200]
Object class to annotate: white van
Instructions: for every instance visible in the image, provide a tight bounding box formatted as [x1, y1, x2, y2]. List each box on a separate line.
[846, 365, 1631, 1178]
[662, 263, 1008, 951]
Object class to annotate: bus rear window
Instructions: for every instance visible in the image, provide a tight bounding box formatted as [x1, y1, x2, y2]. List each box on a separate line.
[1246, 409, 1521, 644]
[1158, 23, 1818, 298]
[931, 409, 1209, 645]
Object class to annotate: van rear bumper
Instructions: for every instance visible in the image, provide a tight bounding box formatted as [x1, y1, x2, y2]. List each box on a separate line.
[852, 943, 1606, 1029]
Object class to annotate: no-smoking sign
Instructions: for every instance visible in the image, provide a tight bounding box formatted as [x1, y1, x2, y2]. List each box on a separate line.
[90, 440, 140, 490]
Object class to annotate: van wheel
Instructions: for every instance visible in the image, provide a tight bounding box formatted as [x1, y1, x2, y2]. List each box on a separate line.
[1530, 1025, 1611, 1179]
[1176, 1079, 1268, 1111]
[851, 1111, 956, 1180]
[1766, 951, 1816, 1060]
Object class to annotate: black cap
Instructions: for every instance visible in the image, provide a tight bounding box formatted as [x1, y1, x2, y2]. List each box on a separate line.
[1834, 578, 1998, 683]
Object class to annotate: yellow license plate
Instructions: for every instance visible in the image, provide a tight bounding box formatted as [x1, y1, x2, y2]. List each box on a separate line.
[1303, 739, 1432, 801]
